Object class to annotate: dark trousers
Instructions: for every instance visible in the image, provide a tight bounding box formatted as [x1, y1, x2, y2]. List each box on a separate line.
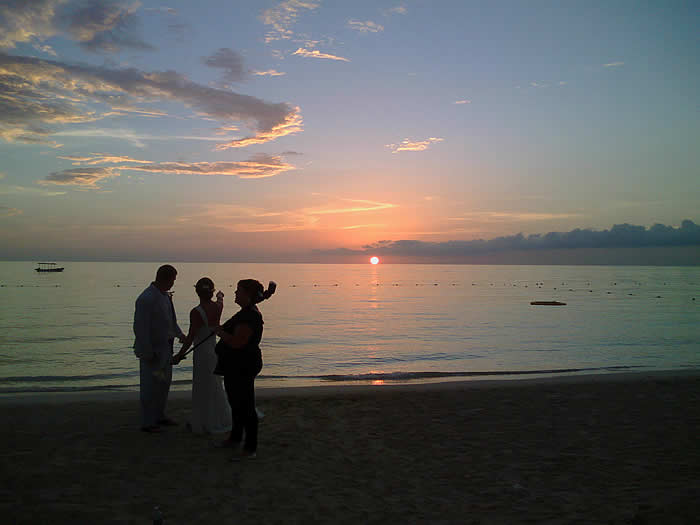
[224, 372, 258, 452]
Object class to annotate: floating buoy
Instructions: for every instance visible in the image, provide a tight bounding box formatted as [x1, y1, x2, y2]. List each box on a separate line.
[530, 301, 566, 306]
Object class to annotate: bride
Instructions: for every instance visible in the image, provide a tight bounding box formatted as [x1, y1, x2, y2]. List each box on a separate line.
[174, 277, 232, 434]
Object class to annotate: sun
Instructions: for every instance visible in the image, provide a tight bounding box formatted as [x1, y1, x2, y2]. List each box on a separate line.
[370, 256, 380, 265]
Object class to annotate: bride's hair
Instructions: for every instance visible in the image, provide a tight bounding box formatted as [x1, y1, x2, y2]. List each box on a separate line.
[195, 277, 215, 300]
[238, 279, 276, 305]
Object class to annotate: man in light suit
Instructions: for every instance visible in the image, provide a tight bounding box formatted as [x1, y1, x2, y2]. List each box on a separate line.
[133, 264, 185, 432]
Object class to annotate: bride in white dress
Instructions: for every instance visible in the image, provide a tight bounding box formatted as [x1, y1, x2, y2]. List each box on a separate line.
[174, 277, 232, 434]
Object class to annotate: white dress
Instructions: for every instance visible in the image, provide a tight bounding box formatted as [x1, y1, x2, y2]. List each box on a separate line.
[190, 305, 232, 434]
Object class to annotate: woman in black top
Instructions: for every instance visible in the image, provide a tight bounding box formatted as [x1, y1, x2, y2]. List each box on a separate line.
[214, 279, 275, 459]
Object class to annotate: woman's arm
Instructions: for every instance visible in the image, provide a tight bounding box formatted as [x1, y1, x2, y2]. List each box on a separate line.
[214, 291, 224, 324]
[215, 322, 252, 349]
[174, 308, 203, 362]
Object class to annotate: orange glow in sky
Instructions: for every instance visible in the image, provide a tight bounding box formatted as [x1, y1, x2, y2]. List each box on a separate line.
[370, 256, 379, 264]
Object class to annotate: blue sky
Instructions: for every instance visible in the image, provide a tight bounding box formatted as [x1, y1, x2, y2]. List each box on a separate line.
[0, 1, 698, 262]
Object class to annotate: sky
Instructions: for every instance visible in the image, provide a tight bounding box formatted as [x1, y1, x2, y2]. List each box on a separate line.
[0, 0, 698, 263]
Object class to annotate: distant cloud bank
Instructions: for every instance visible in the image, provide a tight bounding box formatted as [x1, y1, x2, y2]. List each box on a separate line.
[317, 221, 700, 258]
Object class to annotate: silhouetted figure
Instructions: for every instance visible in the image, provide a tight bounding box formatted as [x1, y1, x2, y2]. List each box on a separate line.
[214, 279, 276, 459]
[133, 265, 185, 432]
[173, 277, 232, 434]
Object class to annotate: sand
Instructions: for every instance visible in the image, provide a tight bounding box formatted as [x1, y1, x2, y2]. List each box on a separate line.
[2, 371, 700, 524]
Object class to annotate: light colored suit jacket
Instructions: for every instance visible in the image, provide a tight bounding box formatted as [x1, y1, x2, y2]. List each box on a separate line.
[133, 283, 184, 361]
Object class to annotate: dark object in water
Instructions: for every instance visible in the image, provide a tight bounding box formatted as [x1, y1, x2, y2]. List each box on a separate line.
[35, 262, 64, 272]
[530, 301, 566, 306]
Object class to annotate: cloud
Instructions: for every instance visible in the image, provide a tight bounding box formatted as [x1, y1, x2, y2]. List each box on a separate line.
[448, 212, 581, 222]
[52, 128, 242, 146]
[0, 0, 63, 50]
[143, 7, 177, 15]
[386, 137, 444, 153]
[320, 220, 700, 257]
[0, 184, 66, 196]
[0, 52, 301, 147]
[57, 153, 153, 165]
[261, 0, 320, 44]
[454, 99, 470, 105]
[251, 69, 286, 76]
[215, 108, 303, 149]
[347, 20, 384, 33]
[0, 0, 154, 54]
[386, 5, 407, 15]
[105, 105, 168, 117]
[176, 196, 396, 233]
[203, 48, 245, 83]
[49, 151, 296, 180]
[177, 203, 316, 233]
[33, 43, 58, 56]
[0, 206, 23, 217]
[62, 0, 154, 53]
[604, 62, 624, 68]
[292, 48, 350, 62]
[43, 166, 119, 187]
[120, 153, 296, 179]
[303, 198, 397, 215]
[342, 224, 386, 230]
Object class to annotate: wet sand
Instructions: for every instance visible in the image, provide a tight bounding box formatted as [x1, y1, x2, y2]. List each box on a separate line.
[2, 371, 699, 524]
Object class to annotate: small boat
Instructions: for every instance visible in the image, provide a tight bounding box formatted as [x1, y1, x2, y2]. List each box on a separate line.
[530, 301, 566, 306]
[35, 262, 65, 273]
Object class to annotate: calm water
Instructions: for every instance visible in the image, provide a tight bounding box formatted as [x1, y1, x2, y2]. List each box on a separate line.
[0, 262, 698, 393]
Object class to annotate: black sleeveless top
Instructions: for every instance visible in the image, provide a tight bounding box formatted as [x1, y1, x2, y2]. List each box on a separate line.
[215, 306, 264, 376]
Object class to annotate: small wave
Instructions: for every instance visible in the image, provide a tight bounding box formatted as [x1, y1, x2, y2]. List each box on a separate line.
[0, 383, 136, 394]
[0, 366, 645, 393]
[0, 371, 139, 383]
[306, 366, 642, 382]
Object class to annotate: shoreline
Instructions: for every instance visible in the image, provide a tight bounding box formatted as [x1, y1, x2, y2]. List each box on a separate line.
[1, 368, 698, 405]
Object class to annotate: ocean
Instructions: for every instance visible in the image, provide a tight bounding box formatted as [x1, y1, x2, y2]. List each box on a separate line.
[0, 262, 698, 394]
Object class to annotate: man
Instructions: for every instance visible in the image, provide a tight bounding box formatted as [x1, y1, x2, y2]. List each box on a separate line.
[133, 264, 185, 432]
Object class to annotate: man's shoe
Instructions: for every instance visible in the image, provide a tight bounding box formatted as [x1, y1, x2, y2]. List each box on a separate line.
[231, 449, 256, 461]
[157, 418, 178, 426]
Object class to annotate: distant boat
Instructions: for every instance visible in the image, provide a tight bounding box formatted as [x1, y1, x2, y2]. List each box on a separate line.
[35, 262, 64, 273]
[530, 301, 566, 306]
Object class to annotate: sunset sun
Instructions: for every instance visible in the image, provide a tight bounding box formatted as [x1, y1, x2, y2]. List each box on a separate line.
[370, 256, 380, 265]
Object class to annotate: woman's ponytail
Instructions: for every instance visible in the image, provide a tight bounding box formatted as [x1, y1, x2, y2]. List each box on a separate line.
[261, 281, 277, 302]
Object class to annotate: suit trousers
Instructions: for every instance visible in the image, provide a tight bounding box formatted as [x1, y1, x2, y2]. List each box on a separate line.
[139, 340, 173, 427]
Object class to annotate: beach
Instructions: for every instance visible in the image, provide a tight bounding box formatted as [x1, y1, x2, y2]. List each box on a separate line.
[2, 371, 699, 524]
